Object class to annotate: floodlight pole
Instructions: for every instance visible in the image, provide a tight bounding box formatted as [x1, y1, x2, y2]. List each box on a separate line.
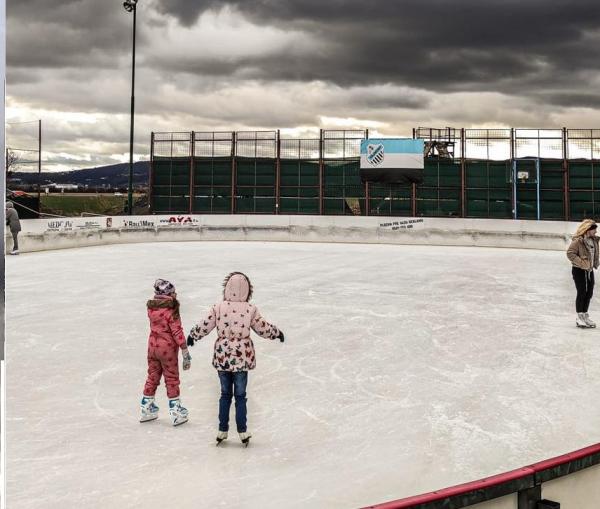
[126, 2, 137, 214]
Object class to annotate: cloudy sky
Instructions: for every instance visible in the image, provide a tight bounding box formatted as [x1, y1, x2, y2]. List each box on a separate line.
[6, 0, 600, 171]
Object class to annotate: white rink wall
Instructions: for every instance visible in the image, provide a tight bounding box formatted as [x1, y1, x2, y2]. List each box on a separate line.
[541, 463, 600, 508]
[5, 214, 581, 254]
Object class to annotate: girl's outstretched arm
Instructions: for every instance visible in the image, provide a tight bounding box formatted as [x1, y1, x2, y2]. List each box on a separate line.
[188, 305, 218, 344]
[250, 307, 280, 340]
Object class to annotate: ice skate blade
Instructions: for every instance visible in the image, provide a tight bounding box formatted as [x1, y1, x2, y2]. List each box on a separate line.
[172, 417, 188, 427]
[242, 439, 250, 447]
[576, 324, 591, 328]
[140, 414, 158, 423]
[216, 439, 226, 446]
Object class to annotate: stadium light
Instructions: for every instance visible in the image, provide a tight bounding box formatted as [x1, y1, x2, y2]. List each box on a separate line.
[123, 0, 138, 214]
[123, 0, 137, 12]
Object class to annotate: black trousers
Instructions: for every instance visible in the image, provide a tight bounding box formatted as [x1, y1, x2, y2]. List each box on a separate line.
[572, 266, 594, 313]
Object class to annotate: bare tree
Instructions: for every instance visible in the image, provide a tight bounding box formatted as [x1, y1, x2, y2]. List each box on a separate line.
[6, 149, 21, 177]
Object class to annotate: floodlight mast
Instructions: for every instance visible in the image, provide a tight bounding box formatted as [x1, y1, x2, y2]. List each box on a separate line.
[123, 0, 138, 214]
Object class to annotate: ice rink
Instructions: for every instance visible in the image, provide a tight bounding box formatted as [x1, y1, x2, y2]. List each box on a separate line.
[6, 240, 600, 508]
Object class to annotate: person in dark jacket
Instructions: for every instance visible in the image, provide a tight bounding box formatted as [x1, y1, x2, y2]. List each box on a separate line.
[5, 201, 21, 255]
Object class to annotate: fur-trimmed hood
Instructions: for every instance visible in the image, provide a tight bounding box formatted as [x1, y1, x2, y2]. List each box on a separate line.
[147, 295, 180, 318]
[222, 272, 253, 302]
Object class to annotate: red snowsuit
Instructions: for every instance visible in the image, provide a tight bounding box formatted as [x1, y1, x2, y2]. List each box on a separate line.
[143, 295, 187, 398]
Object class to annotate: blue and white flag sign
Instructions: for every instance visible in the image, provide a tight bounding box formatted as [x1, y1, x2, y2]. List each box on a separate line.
[360, 138, 424, 184]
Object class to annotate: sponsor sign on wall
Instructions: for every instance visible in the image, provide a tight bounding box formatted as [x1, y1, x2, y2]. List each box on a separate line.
[15, 215, 205, 234]
[379, 218, 425, 231]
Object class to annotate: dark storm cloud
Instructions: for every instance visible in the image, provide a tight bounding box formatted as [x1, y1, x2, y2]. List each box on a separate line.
[535, 93, 600, 109]
[7, 0, 136, 70]
[154, 0, 600, 95]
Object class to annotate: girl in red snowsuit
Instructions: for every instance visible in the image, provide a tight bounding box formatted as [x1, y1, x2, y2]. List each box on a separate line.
[140, 279, 192, 426]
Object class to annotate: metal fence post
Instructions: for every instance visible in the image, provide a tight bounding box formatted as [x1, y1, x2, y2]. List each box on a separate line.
[365, 128, 369, 216]
[231, 131, 236, 214]
[319, 129, 324, 215]
[510, 127, 516, 219]
[149, 132, 154, 213]
[189, 131, 194, 214]
[276, 129, 281, 214]
[461, 128, 466, 217]
[563, 127, 569, 221]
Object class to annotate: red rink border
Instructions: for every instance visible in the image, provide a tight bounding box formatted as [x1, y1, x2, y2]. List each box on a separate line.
[362, 442, 600, 509]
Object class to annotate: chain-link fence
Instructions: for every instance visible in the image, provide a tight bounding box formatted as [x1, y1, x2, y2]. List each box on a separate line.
[150, 128, 600, 221]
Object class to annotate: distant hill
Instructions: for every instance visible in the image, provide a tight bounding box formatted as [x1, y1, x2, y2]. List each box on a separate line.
[10, 161, 150, 188]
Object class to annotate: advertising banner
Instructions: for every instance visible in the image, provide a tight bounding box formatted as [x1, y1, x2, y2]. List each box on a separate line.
[360, 138, 424, 184]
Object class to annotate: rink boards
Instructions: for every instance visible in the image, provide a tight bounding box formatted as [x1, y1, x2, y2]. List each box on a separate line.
[4, 214, 581, 254]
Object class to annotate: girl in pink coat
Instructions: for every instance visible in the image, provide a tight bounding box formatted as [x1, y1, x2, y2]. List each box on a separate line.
[140, 279, 192, 426]
[187, 272, 284, 446]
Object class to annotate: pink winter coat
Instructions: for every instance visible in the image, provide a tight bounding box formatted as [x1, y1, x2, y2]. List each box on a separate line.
[147, 295, 187, 352]
[189, 273, 280, 372]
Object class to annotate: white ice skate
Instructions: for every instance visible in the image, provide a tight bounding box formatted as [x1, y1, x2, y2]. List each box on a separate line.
[9, 249, 19, 255]
[140, 395, 159, 422]
[576, 313, 590, 328]
[216, 431, 228, 445]
[239, 432, 252, 447]
[584, 313, 597, 328]
[168, 398, 188, 426]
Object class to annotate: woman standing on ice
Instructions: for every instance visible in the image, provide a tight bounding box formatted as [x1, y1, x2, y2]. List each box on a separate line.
[139, 279, 192, 426]
[187, 272, 284, 446]
[567, 219, 599, 328]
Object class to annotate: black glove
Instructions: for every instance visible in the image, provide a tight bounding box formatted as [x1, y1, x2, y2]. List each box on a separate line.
[277, 330, 285, 343]
[187, 334, 195, 347]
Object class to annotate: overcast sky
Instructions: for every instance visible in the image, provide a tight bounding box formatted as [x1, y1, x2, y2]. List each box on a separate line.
[6, 0, 600, 171]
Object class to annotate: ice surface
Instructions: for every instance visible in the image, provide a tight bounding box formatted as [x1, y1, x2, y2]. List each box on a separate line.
[6, 241, 600, 508]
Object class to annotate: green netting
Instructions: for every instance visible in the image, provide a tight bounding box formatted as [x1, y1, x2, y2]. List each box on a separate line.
[151, 150, 596, 220]
[515, 186, 537, 219]
[417, 187, 461, 217]
[323, 161, 362, 187]
[193, 186, 231, 214]
[236, 186, 276, 214]
[368, 185, 411, 216]
[569, 190, 596, 220]
[569, 161, 594, 190]
[280, 160, 319, 186]
[323, 165, 365, 214]
[323, 198, 365, 215]
[194, 158, 232, 186]
[236, 158, 276, 186]
[191, 157, 232, 213]
[279, 160, 320, 214]
[151, 195, 189, 214]
[236, 197, 276, 213]
[151, 158, 191, 213]
[540, 190, 564, 220]
[540, 160, 564, 189]
[466, 187, 512, 218]
[279, 198, 319, 214]
[423, 159, 461, 187]
[233, 157, 277, 213]
[280, 187, 319, 198]
[465, 160, 511, 188]
[465, 160, 512, 218]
